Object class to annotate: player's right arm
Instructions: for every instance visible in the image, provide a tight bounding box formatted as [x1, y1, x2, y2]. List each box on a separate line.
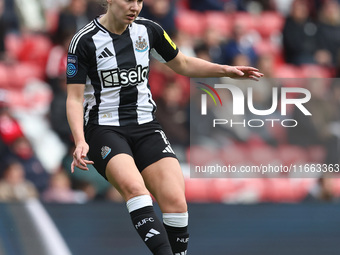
[66, 83, 94, 172]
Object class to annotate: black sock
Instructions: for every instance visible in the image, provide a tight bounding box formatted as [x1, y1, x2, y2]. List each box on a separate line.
[164, 224, 189, 255]
[130, 206, 173, 255]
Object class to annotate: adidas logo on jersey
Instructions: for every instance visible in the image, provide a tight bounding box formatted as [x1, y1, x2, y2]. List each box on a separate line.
[98, 47, 114, 59]
[144, 228, 160, 242]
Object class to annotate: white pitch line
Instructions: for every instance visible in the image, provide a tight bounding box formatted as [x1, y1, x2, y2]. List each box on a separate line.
[24, 199, 72, 255]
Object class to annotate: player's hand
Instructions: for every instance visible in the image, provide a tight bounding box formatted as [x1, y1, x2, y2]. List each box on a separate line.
[71, 141, 94, 173]
[226, 66, 264, 81]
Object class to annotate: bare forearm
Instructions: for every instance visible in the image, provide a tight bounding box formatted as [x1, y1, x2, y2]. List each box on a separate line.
[166, 51, 263, 80]
[66, 97, 85, 145]
[176, 56, 227, 77]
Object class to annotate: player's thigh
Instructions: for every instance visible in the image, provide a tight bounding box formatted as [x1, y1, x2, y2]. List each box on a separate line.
[141, 157, 187, 213]
[106, 154, 149, 201]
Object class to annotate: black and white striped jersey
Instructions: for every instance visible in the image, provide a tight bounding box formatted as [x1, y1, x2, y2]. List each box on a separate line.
[66, 17, 179, 126]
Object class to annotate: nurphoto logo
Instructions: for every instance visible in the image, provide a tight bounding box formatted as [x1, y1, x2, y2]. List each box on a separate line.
[197, 81, 312, 128]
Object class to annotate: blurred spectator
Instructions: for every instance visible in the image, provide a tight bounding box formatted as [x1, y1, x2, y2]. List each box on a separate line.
[42, 168, 88, 203]
[0, 159, 39, 202]
[140, 0, 176, 36]
[256, 53, 275, 78]
[189, 0, 236, 12]
[42, 0, 70, 12]
[0, 104, 24, 146]
[46, 31, 71, 87]
[46, 28, 73, 150]
[220, 19, 258, 66]
[86, 0, 106, 20]
[13, 0, 46, 32]
[194, 27, 226, 64]
[0, 0, 20, 35]
[315, 0, 340, 67]
[273, 0, 295, 15]
[54, 0, 89, 43]
[155, 81, 190, 155]
[242, 0, 277, 12]
[62, 150, 111, 198]
[172, 30, 196, 58]
[282, 0, 318, 65]
[287, 79, 334, 151]
[303, 176, 338, 202]
[0, 0, 6, 60]
[148, 58, 189, 102]
[9, 136, 50, 193]
[325, 80, 340, 164]
[0, 135, 10, 176]
[49, 76, 73, 150]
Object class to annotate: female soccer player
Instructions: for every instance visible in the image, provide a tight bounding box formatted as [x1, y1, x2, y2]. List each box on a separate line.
[66, 0, 263, 254]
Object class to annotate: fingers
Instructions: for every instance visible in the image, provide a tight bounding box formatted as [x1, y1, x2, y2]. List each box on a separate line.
[251, 71, 264, 78]
[71, 144, 94, 172]
[235, 66, 264, 79]
[71, 161, 75, 173]
[73, 156, 92, 171]
[237, 66, 260, 72]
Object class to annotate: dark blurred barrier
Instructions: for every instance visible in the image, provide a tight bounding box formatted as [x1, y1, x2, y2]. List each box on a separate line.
[1, 202, 340, 255]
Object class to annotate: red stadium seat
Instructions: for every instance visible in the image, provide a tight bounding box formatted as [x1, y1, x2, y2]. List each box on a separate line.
[277, 145, 308, 167]
[204, 11, 233, 38]
[17, 34, 52, 69]
[331, 178, 340, 197]
[307, 145, 326, 163]
[273, 64, 302, 79]
[187, 145, 219, 168]
[175, 10, 206, 38]
[184, 178, 210, 202]
[5, 33, 22, 60]
[254, 38, 284, 65]
[248, 144, 279, 168]
[231, 12, 258, 33]
[263, 178, 301, 202]
[219, 143, 248, 166]
[208, 178, 236, 202]
[300, 64, 333, 78]
[256, 11, 284, 39]
[11, 63, 45, 88]
[0, 64, 10, 88]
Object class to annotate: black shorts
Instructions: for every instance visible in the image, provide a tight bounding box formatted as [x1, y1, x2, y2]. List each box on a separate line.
[84, 120, 177, 179]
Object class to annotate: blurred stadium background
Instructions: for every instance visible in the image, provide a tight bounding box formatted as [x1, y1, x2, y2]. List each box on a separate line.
[0, 0, 340, 254]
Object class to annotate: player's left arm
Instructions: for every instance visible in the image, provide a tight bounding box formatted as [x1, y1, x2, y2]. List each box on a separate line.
[165, 51, 264, 80]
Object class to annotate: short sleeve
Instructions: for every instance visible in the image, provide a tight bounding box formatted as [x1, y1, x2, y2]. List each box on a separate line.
[66, 36, 90, 84]
[144, 20, 179, 63]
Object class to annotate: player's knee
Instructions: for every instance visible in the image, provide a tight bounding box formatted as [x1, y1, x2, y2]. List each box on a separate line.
[162, 194, 187, 213]
[120, 182, 149, 201]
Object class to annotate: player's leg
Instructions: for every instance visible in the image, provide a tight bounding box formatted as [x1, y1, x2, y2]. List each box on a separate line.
[142, 157, 189, 255]
[85, 125, 172, 255]
[105, 154, 173, 255]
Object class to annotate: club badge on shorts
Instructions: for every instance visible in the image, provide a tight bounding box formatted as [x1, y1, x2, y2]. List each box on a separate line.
[101, 146, 112, 159]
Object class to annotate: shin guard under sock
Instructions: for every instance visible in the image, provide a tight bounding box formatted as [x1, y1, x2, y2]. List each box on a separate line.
[163, 212, 189, 255]
[127, 195, 172, 255]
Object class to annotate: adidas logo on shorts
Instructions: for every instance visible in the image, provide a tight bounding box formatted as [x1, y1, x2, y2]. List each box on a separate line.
[175, 252, 187, 255]
[155, 130, 175, 154]
[163, 145, 175, 154]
